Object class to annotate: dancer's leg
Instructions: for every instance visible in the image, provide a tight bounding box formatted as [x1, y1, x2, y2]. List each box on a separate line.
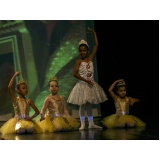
[79, 104, 86, 130]
[86, 103, 102, 129]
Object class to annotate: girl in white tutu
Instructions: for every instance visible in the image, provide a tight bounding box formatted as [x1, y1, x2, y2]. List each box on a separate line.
[101, 79, 146, 128]
[0, 71, 41, 135]
[39, 77, 80, 132]
[67, 27, 108, 130]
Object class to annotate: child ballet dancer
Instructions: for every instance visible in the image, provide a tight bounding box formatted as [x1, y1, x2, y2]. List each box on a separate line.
[39, 76, 80, 132]
[101, 79, 146, 128]
[67, 27, 108, 130]
[0, 71, 42, 135]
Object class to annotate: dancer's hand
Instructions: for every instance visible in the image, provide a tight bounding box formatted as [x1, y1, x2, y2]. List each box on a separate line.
[40, 117, 45, 122]
[86, 79, 94, 85]
[14, 71, 21, 77]
[87, 27, 96, 35]
[115, 79, 124, 83]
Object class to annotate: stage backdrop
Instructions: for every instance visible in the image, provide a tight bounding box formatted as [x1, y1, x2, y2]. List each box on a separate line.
[0, 20, 101, 120]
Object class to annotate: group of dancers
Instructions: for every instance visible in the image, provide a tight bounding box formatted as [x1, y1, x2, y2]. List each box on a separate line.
[0, 27, 146, 137]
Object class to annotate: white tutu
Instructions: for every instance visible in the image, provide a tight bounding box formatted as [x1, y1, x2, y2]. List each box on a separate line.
[67, 60, 108, 105]
[67, 80, 108, 105]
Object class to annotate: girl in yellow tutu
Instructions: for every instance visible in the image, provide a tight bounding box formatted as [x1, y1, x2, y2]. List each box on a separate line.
[101, 79, 146, 128]
[39, 76, 80, 132]
[0, 71, 41, 135]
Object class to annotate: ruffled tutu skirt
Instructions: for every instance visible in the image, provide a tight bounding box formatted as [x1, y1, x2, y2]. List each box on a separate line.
[67, 80, 108, 105]
[101, 114, 146, 128]
[38, 115, 80, 132]
[0, 118, 43, 135]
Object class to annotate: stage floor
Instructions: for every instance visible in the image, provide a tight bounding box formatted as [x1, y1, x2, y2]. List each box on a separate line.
[0, 117, 159, 140]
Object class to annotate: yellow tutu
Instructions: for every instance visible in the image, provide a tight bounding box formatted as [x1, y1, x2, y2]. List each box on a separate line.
[63, 116, 80, 130]
[31, 121, 43, 133]
[126, 115, 146, 127]
[101, 114, 119, 128]
[38, 115, 56, 132]
[39, 115, 80, 132]
[0, 118, 43, 135]
[101, 114, 146, 128]
[0, 118, 17, 135]
[52, 116, 80, 131]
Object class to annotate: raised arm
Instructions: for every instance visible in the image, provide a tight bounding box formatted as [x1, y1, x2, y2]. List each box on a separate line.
[108, 79, 124, 101]
[40, 97, 50, 121]
[88, 27, 98, 61]
[73, 59, 94, 85]
[8, 71, 21, 103]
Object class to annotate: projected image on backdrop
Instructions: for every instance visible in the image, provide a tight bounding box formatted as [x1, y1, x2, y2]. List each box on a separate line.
[0, 20, 101, 120]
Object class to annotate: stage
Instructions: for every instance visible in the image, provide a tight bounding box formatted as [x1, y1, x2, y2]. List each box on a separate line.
[0, 117, 158, 140]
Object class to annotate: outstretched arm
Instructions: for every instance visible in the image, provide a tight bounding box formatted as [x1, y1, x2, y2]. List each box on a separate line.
[88, 27, 98, 61]
[40, 97, 50, 121]
[108, 79, 124, 101]
[128, 97, 139, 106]
[26, 100, 40, 120]
[73, 59, 94, 85]
[8, 71, 21, 103]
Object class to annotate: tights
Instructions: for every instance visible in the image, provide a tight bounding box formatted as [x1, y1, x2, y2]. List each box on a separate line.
[79, 103, 102, 130]
[79, 103, 92, 119]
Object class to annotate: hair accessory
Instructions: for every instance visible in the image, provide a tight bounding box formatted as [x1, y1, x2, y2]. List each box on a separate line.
[79, 39, 89, 47]
[116, 81, 126, 87]
[16, 79, 26, 85]
[49, 76, 58, 82]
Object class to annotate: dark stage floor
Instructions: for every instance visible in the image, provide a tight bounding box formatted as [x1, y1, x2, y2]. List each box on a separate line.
[0, 117, 159, 140]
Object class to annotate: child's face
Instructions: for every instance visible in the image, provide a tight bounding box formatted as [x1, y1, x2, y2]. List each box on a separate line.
[17, 83, 28, 96]
[117, 86, 126, 98]
[79, 46, 88, 59]
[49, 81, 59, 95]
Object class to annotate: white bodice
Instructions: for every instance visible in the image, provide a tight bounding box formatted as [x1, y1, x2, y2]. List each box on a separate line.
[79, 61, 94, 81]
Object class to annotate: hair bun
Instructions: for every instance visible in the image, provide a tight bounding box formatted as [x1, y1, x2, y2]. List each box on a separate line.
[49, 76, 58, 82]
